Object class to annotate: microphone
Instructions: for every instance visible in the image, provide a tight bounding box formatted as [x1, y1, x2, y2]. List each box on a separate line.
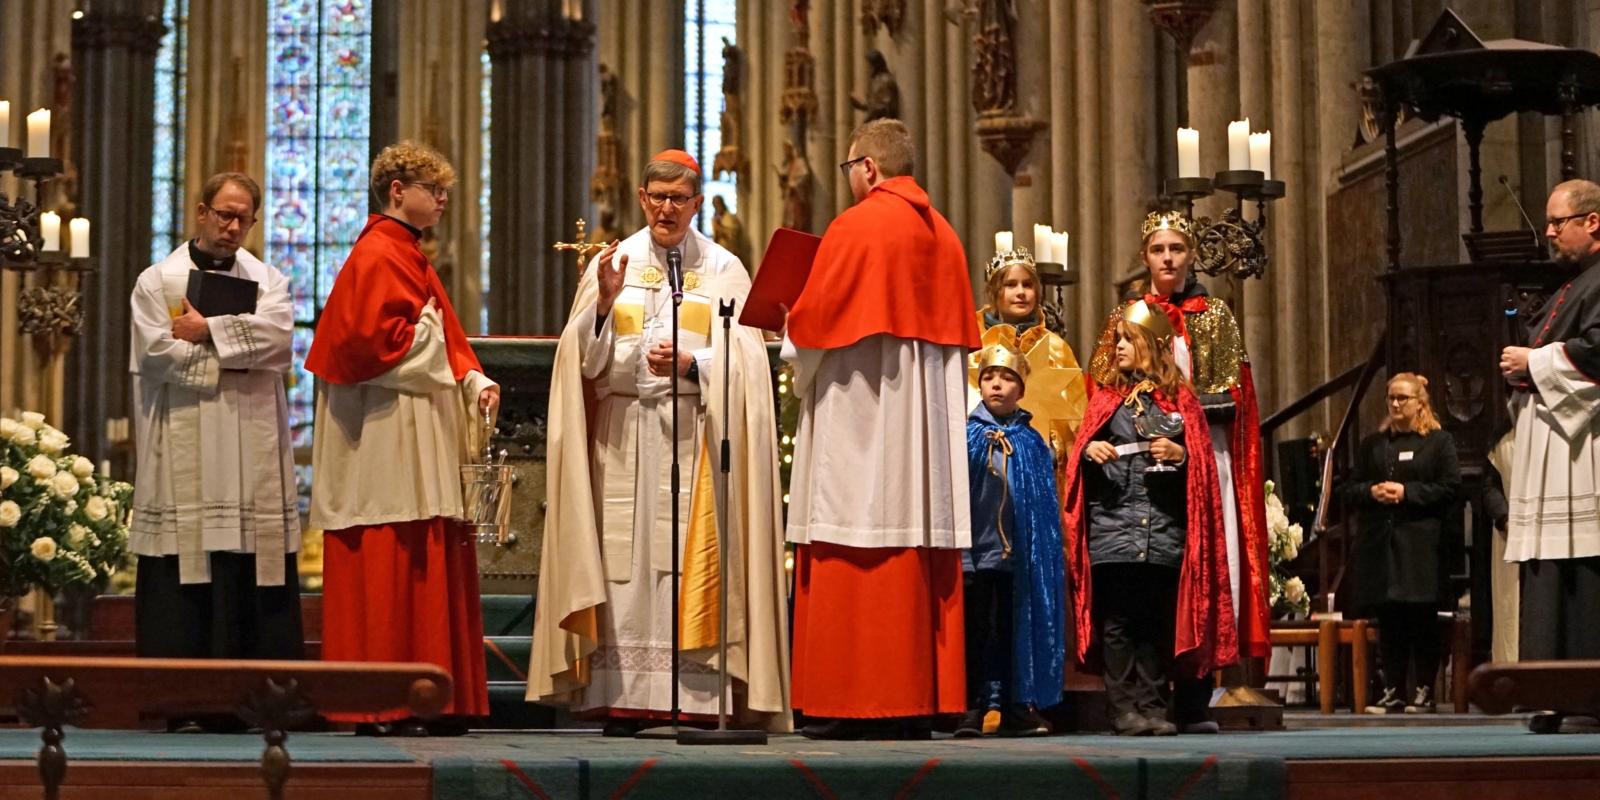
[1501, 175, 1549, 259]
[666, 246, 684, 304]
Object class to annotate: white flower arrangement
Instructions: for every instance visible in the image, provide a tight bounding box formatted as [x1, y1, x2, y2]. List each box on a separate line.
[1265, 479, 1311, 617]
[0, 412, 131, 596]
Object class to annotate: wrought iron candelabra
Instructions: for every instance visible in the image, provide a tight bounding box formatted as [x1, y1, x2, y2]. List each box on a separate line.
[0, 146, 94, 349]
[1164, 170, 1285, 281]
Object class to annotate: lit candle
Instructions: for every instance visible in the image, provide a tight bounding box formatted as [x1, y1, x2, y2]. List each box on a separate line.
[1033, 224, 1053, 262]
[0, 101, 9, 149]
[995, 230, 1013, 254]
[1249, 131, 1272, 180]
[39, 211, 60, 251]
[25, 108, 49, 159]
[1053, 232, 1070, 268]
[1227, 119, 1250, 171]
[1177, 127, 1200, 178]
[69, 217, 90, 258]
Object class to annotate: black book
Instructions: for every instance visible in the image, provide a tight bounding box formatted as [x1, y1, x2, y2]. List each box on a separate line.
[185, 270, 258, 317]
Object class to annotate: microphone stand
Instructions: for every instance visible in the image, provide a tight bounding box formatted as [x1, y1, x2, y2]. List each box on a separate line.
[679, 299, 767, 745]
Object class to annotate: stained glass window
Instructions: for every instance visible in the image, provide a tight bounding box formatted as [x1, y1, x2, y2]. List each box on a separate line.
[480, 49, 492, 333]
[266, 0, 371, 458]
[150, 0, 187, 264]
[685, 0, 736, 232]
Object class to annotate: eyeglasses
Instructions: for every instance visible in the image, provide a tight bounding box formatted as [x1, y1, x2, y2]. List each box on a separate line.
[838, 155, 867, 180]
[1546, 212, 1594, 233]
[644, 191, 697, 208]
[1386, 394, 1417, 405]
[204, 205, 257, 229]
[407, 181, 449, 200]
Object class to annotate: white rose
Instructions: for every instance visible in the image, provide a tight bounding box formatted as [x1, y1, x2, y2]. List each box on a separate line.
[1288, 523, 1304, 549]
[70, 457, 94, 479]
[37, 430, 69, 455]
[0, 418, 16, 438]
[84, 495, 108, 522]
[19, 411, 46, 430]
[26, 454, 56, 480]
[30, 537, 57, 561]
[11, 425, 36, 446]
[0, 466, 17, 491]
[1266, 504, 1290, 536]
[67, 524, 89, 547]
[0, 500, 20, 527]
[1284, 576, 1307, 605]
[49, 471, 81, 500]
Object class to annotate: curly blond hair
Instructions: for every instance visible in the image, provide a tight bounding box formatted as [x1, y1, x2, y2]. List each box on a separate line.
[370, 140, 457, 207]
[1380, 372, 1442, 435]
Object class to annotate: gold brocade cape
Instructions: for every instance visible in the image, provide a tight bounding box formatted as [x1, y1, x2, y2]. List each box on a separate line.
[527, 235, 792, 730]
[1087, 298, 1245, 394]
[970, 310, 1088, 457]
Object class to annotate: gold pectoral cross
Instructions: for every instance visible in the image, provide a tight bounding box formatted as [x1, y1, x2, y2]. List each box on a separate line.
[552, 218, 609, 273]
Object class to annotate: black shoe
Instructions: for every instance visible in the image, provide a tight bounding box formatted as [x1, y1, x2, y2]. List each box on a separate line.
[896, 717, 933, 741]
[998, 707, 1050, 737]
[353, 722, 393, 737]
[1111, 711, 1158, 736]
[167, 718, 206, 734]
[425, 717, 471, 737]
[602, 719, 643, 738]
[954, 709, 988, 738]
[1364, 686, 1404, 715]
[391, 718, 430, 737]
[1404, 686, 1436, 714]
[800, 718, 871, 740]
[1178, 720, 1220, 734]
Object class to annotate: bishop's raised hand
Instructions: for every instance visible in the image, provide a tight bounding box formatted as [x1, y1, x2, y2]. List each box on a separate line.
[596, 240, 628, 317]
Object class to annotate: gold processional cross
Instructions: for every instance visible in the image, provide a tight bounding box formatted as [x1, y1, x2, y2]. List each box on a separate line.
[552, 218, 609, 273]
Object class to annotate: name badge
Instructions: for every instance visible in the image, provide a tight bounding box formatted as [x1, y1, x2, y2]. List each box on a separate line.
[1398, 451, 1415, 462]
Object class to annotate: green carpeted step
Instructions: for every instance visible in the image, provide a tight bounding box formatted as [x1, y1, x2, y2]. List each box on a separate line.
[480, 594, 534, 637]
[483, 636, 531, 684]
[486, 682, 557, 729]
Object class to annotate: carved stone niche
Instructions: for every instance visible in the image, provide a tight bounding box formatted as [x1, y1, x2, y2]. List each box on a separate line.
[976, 112, 1045, 177]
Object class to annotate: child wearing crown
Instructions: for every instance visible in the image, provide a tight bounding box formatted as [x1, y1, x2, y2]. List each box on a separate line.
[974, 248, 1087, 460]
[1062, 301, 1237, 736]
[956, 334, 1067, 738]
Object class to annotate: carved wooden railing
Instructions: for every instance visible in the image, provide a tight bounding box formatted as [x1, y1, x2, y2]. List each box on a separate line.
[0, 657, 449, 800]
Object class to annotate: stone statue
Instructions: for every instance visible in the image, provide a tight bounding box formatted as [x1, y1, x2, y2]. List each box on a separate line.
[711, 195, 748, 266]
[592, 62, 624, 229]
[860, 0, 906, 36]
[852, 49, 901, 122]
[599, 61, 619, 128]
[713, 38, 749, 181]
[972, 0, 1017, 114]
[776, 139, 813, 232]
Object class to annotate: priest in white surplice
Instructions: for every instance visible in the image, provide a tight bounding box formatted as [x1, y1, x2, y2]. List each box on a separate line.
[530, 150, 790, 736]
[129, 172, 302, 673]
[1500, 179, 1600, 730]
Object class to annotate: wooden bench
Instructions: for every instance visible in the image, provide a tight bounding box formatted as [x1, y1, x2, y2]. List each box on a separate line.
[0, 656, 450, 800]
[1270, 614, 1472, 714]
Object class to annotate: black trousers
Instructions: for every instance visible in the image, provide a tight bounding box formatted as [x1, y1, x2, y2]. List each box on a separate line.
[1092, 563, 1179, 720]
[1374, 602, 1440, 693]
[1520, 556, 1600, 660]
[135, 552, 305, 660]
[963, 570, 1013, 710]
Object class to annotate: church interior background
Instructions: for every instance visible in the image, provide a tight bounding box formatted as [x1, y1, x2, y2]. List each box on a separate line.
[2, 0, 1600, 706]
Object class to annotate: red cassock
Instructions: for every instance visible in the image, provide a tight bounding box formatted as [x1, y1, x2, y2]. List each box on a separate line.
[308, 214, 489, 722]
[786, 176, 979, 719]
[1061, 384, 1240, 678]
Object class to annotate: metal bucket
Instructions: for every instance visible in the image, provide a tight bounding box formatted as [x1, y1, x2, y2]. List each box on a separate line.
[461, 410, 515, 545]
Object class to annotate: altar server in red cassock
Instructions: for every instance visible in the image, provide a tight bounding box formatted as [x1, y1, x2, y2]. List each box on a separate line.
[306, 141, 497, 736]
[784, 118, 983, 740]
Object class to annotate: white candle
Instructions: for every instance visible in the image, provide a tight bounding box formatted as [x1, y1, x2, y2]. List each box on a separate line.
[1177, 127, 1200, 178]
[1249, 131, 1272, 180]
[1033, 224, 1053, 262]
[0, 101, 9, 149]
[25, 108, 49, 159]
[99, 459, 111, 477]
[39, 211, 60, 251]
[69, 217, 90, 258]
[1053, 232, 1070, 268]
[1227, 118, 1250, 171]
[995, 230, 1013, 254]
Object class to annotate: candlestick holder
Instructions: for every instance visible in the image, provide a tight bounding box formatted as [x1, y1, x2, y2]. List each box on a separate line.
[1034, 260, 1076, 337]
[1, 154, 94, 354]
[1163, 176, 1214, 219]
[1173, 169, 1285, 281]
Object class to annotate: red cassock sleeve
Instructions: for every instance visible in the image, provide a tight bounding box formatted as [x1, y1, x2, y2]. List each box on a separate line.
[306, 215, 481, 385]
[786, 177, 981, 351]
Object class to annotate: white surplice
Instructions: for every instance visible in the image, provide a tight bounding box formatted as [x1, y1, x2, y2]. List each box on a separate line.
[783, 333, 971, 550]
[1505, 342, 1600, 562]
[128, 244, 298, 586]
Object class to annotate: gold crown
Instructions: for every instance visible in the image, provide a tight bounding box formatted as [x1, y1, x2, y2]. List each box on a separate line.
[974, 325, 1030, 383]
[985, 247, 1039, 282]
[1140, 210, 1195, 241]
[1123, 299, 1175, 343]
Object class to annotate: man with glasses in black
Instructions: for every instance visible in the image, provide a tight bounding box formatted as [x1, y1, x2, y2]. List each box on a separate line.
[129, 172, 303, 731]
[532, 149, 790, 736]
[1499, 178, 1600, 733]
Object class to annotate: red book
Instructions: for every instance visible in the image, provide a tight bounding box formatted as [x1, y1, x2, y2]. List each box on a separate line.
[740, 227, 821, 331]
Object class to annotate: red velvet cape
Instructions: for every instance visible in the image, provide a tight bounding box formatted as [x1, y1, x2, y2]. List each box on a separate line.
[786, 176, 981, 350]
[306, 214, 481, 385]
[1060, 383, 1240, 678]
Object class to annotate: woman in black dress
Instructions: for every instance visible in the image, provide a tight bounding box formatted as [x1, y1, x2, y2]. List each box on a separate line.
[1342, 372, 1460, 714]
